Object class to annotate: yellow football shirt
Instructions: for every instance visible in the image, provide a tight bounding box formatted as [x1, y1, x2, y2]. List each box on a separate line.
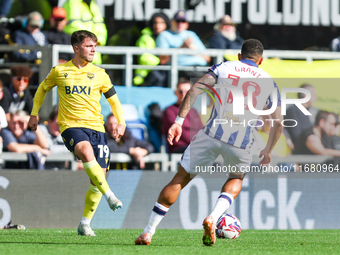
[41, 60, 113, 133]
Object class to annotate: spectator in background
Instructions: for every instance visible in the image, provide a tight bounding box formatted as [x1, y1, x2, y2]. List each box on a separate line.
[0, 80, 6, 152]
[333, 114, 340, 151]
[11, 11, 47, 64]
[106, 114, 154, 170]
[294, 110, 339, 156]
[156, 10, 211, 69]
[1, 110, 50, 169]
[0, 65, 34, 121]
[0, 80, 8, 130]
[208, 15, 244, 50]
[0, 0, 12, 18]
[133, 12, 170, 86]
[38, 105, 70, 169]
[146, 102, 163, 152]
[284, 84, 318, 147]
[63, 0, 107, 64]
[162, 78, 203, 153]
[330, 35, 340, 52]
[44, 7, 73, 63]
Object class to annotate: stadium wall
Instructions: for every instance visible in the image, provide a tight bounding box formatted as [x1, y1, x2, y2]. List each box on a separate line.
[0, 170, 339, 230]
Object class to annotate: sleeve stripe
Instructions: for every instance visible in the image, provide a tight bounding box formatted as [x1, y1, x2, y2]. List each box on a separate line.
[104, 86, 116, 98]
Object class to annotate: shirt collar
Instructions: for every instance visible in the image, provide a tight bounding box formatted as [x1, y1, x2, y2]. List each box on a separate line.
[240, 59, 258, 67]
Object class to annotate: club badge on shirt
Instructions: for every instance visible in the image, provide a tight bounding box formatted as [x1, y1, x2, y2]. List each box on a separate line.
[87, 73, 95, 80]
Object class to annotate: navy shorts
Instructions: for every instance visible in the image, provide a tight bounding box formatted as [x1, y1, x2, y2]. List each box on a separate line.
[61, 128, 110, 169]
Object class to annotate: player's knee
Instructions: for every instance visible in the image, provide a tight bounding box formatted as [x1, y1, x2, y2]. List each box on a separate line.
[83, 152, 95, 162]
[78, 148, 94, 162]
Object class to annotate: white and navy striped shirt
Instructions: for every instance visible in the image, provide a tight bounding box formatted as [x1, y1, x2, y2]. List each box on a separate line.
[203, 59, 281, 150]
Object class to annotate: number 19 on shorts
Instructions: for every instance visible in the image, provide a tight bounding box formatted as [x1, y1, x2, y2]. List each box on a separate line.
[98, 145, 109, 158]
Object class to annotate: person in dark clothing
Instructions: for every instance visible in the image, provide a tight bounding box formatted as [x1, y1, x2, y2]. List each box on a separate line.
[208, 15, 244, 50]
[105, 114, 154, 170]
[1, 110, 50, 169]
[43, 7, 73, 63]
[11, 11, 47, 63]
[0, 65, 34, 121]
[294, 110, 339, 156]
[285, 84, 318, 147]
[133, 12, 170, 86]
[162, 77, 203, 153]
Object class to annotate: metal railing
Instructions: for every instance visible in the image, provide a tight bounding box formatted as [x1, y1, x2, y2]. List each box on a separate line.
[3, 44, 340, 111]
[52, 45, 340, 89]
[3, 44, 340, 89]
[0, 44, 52, 82]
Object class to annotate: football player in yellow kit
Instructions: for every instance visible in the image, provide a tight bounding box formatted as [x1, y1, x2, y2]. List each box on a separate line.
[28, 30, 126, 236]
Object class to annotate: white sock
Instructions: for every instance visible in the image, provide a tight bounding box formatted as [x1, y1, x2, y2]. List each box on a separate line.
[103, 190, 115, 201]
[80, 216, 91, 225]
[143, 202, 169, 235]
[210, 192, 234, 223]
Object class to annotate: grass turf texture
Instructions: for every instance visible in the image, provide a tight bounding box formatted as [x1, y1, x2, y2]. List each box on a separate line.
[0, 229, 339, 255]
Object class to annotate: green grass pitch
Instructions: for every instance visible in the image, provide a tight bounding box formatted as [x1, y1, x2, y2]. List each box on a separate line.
[0, 229, 339, 255]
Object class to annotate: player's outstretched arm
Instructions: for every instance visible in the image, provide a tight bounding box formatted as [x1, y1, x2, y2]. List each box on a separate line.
[106, 93, 126, 138]
[178, 74, 216, 118]
[29, 84, 48, 131]
[169, 74, 215, 144]
[259, 106, 283, 166]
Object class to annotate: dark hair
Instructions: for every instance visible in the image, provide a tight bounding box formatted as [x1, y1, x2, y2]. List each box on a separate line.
[241, 39, 264, 60]
[10, 65, 34, 78]
[315, 110, 333, 126]
[149, 12, 171, 32]
[48, 105, 59, 121]
[71, 30, 97, 47]
[177, 77, 190, 88]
